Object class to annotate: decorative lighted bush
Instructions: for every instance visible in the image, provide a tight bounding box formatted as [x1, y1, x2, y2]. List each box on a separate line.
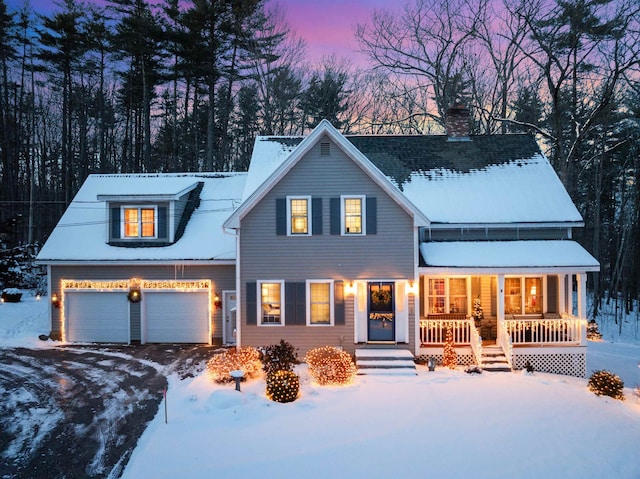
[262, 339, 298, 375]
[206, 347, 262, 383]
[588, 370, 625, 400]
[266, 370, 300, 403]
[305, 346, 357, 386]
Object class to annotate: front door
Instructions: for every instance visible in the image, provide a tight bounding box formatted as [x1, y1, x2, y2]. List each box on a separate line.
[368, 282, 395, 342]
[223, 291, 237, 345]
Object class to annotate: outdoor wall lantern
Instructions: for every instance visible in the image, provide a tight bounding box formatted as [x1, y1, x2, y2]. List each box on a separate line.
[214, 292, 222, 309]
[51, 293, 61, 308]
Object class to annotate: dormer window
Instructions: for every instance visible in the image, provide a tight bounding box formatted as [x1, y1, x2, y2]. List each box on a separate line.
[122, 206, 157, 239]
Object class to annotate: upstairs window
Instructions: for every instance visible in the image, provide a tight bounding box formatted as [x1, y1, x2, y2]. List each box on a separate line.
[287, 196, 310, 235]
[123, 206, 157, 238]
[342, 195, 365, 235]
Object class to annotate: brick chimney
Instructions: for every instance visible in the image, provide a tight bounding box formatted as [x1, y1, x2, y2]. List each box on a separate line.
[445, 104, 471, 138]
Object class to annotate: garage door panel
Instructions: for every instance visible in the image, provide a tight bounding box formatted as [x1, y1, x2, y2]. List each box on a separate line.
[66, 292, 129, 343]
[144, 292, 209, 343]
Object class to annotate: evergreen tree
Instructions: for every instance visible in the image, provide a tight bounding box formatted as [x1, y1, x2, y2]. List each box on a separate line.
[442, 326, 457, 369]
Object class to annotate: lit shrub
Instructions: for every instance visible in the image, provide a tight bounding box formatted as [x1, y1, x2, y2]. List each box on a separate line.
[266, 370, 300, 403]
[206, 347, 262, 383]
[305, 346, 357, 386]
[262, 339, 298, 375]
[588, 370, 625, 400]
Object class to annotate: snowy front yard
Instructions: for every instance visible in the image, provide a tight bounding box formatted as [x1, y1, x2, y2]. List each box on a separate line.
[2, 294, 640, 479]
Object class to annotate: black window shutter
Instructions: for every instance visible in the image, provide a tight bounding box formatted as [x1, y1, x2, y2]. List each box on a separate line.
[111, 207, 121, 239]
[285, 282, 306, 325]
[276, 198, 286, 235]
[330, 197, 340, 235]
[334, 281, 345, 325]
[296, 283, 306, 324]
[312, 197, 323, 235]
[366, 197, 377, 235]
[158, 206, 168, 239]
[246, 282, 257, 325]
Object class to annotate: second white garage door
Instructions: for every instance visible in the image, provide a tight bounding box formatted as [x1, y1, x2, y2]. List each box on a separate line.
[143, 291, 210, 343]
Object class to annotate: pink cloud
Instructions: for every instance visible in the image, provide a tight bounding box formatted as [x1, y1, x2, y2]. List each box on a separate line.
[276, 0, 391, 66]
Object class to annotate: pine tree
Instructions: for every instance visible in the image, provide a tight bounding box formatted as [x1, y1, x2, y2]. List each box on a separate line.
[442, 326, 457, 369]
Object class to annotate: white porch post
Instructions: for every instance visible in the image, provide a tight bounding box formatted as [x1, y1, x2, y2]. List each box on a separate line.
[497, 274, 505, 321]
[577, 273, 587, 320]
[558, 274, 566, 315]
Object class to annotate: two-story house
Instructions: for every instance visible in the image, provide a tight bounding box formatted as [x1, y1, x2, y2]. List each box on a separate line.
[37, 111, 599, 377]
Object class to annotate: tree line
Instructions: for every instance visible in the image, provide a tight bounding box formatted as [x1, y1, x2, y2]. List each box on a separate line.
[0, 0, 638, 314]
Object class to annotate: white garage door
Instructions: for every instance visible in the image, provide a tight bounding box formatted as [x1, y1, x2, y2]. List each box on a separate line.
[65, 292, 129, 343]
[144, 291, 210, 343]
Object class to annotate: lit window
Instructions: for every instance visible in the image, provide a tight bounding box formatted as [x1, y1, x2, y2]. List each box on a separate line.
[259, 281, 283, 325]
[123, 206, 156, 238]
[288, 197, 310, 235]
[525, 277, 542, 314]
[342, 196, 364, 235]
[427, 277, 468, 315]
[505, 277, 543, 315]
[307, 281, 333, 325]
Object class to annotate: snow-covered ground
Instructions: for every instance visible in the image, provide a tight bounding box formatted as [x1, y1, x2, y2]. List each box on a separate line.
[2, 293, 639, 479]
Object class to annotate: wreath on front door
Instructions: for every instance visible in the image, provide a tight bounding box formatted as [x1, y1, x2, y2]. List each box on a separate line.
[371, 289, 392, 307]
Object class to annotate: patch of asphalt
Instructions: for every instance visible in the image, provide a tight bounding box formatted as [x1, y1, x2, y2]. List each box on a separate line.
[0, 344, 224, 479]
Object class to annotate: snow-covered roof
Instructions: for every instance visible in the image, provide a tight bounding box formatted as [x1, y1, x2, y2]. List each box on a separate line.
[226, 120, 429, 230]
[420, 240, 599, 271]
[245, 132, 583, 225]
[36, 173, 247, 263]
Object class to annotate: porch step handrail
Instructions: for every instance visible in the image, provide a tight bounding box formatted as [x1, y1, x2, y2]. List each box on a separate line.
[496, 320, 513, 369]
[505, 316, 586, 345]
[469, 322, 483, 365]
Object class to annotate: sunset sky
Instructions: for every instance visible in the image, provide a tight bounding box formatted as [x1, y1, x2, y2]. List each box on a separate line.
[6, 0, 396, 66]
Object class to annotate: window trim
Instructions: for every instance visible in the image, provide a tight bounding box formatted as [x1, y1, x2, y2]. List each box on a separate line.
[257, 280, 285, 326]
[340, 195, 366, 236]
[505, 276, 544, 315]
[306, 280, 334, 326]
[121, 205, 158, 239]
[425, 276, 470, 316]
[286, 195, 312, 236]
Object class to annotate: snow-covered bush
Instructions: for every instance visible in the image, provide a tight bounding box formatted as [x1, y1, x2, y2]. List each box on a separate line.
[261, 339, 298, 375]
[588, 370, 624, 400]
[206, 347, 262, 383]
[266, 370, 299, 403]
[305, 346, 357, 386]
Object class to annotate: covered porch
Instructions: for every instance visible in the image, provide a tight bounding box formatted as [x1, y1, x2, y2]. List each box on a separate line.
[416, 240, 600, 376]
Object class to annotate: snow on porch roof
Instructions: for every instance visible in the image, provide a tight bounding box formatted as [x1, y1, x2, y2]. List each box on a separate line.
[420, 240, 600, 271]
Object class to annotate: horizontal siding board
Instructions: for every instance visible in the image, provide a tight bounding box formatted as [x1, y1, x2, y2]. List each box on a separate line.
[239, 135, 415, 353]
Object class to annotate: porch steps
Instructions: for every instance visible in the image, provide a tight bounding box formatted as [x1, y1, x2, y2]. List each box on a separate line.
[481, 345, 512, 372]
[355, 348, 417, 376]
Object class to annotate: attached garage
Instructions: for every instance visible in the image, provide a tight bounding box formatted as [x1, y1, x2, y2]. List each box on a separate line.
[142, 291, 210, 344]
[65, 292, 129, 343]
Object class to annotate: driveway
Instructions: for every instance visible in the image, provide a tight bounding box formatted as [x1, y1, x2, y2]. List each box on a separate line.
[0, 344, 218, 479]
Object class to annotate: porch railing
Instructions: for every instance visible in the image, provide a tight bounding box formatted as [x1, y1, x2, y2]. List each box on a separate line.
[505, 315, 586, 345]
[420, 319, 472, 345]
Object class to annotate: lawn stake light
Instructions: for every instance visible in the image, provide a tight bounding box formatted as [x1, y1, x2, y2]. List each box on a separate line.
[230, 370, 244, 392]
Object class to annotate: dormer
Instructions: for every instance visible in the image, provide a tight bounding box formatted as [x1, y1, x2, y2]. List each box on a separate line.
[98, 181, 203, 247]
